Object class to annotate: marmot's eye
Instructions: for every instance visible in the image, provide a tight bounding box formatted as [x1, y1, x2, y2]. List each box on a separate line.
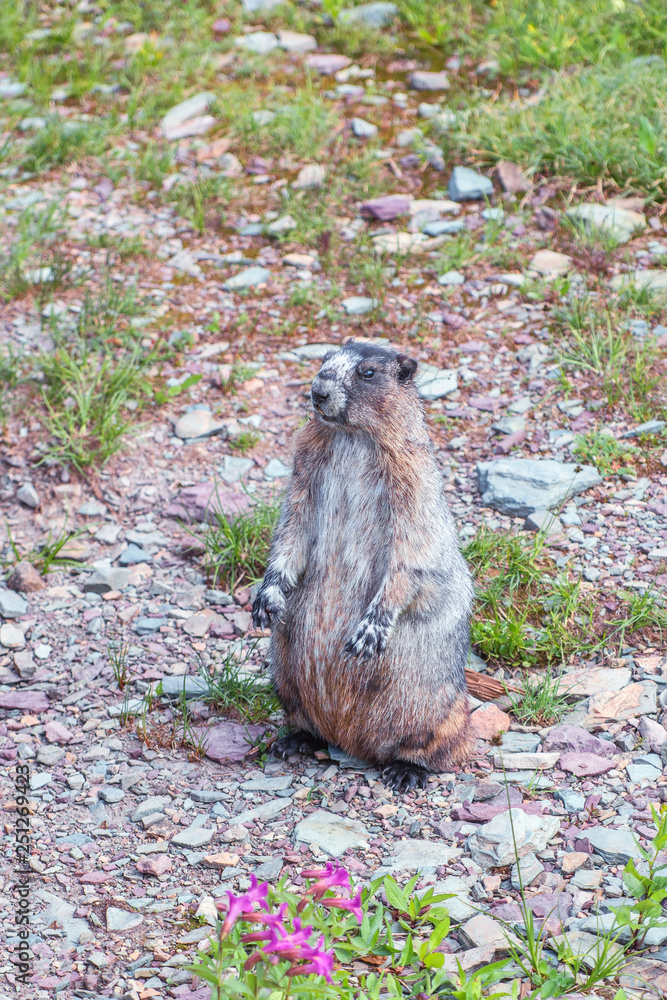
[361, 368, 375, 380]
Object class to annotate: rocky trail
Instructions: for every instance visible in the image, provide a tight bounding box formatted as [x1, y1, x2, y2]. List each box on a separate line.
[2, 1, 667, 998]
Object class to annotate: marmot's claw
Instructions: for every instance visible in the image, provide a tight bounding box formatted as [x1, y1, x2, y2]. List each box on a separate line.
[273, 730, 327, 759]
[252, 586, 287, 631]
[344, 611, 390, 660]
[381, 762, 429, 793]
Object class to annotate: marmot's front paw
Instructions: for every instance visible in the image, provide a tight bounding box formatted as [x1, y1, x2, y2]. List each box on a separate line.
[344, 609, 392, 661]
[252, 585, 287, 629]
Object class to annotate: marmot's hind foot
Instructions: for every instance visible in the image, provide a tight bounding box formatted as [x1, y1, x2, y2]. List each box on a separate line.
[273, 730, 327, 760]
[381, 762, 430, 793]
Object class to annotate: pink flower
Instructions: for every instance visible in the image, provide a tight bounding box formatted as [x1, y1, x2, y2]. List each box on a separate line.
[302, 862, 351, 899]
[216, 875, 269, 937]
[261, 919, 314, 962]
[286, 938, 335, 983]
[320, 889, 363, 925]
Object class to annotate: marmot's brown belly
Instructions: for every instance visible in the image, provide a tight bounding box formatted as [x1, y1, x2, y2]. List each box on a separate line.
[279, 589, 470, 768]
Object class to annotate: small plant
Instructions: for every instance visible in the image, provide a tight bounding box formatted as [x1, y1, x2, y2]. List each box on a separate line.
[108, 638, 131, 691]
[194, 490, 280, 592]
[190, 866, 458, 999]
[573, 431, 639, 476]
[229, 431, 260, 455]
[509, 670, 570, 726]
[153, 373, 202, 405]
[617, 803, 667, 950]
[4, 521, 85, 575]
[198, 644, 279, 723]
[37, 345, 152, 471]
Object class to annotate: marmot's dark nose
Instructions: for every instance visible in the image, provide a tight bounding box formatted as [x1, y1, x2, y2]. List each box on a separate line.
[312, 388, 329, 406]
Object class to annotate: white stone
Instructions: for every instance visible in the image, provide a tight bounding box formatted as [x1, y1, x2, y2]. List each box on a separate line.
[276, 30, 317, 53]
[567, 203, 645, 244]
[295, 809, 370, 857]
[293, 164, 326, 190]
[468, 808, 561, 869]
[160, 93, 214, 137]
[235, 31, 279, 55]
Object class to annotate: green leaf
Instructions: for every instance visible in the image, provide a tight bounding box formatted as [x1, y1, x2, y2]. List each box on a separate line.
[384, 876, 410, 914]
[428, 917, 451, 951]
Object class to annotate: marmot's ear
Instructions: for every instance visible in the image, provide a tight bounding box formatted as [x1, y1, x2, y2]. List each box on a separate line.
[396, 354, 418, 382]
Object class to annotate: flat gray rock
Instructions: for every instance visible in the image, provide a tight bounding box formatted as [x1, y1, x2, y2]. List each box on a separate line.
[567, 203, 645, 244]
[423, 219, 465, 236]
[339, 2, 397, 27]
[295, 809, 370, 857]
[160, 93, 214, 136]
[133, 616, 168, 635]
[385, 839, 461, 872]
[98, 786, 125, 803]
[223, 266, 271, 291]
[37, 891, 89, 945]
[234, 798, 291, 824]
[476, 458, 602, 516]
[342, 295, 377, 314]
[0, 589, 28, 618]
[174, 409, 227, 440]
[160, 675, 209, 698]
[254, 857, 284, 879]
[409, 70, 450, 91]
[350, 118, 378, 139]
[220, 455, 254, 483]
[132, 796, 172, 823]
[438, 270, 465, 286]
[468, 809, 561, 869]
[448, 166, 493, 201]
[83, 563, 131, 594]
[106, 907, 144, 931]
[585, 827, 637, 865]
[171, 826, 215, 848]
[235, 31, 279, 54]
[241, 775, 293, 792]
[190, 789, 226, 803]
[264, 458, 291, 479]
[118, 544, 153, 565]
[416, 366, 458, 400]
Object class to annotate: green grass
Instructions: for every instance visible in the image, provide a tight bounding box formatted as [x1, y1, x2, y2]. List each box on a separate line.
[465, 526, 667, 670]
[1, 201, 67, 302]
[197, 647, 280, 723]
[509, 671, 570, 726]
[22, 118, 114, 174]
[554, 296, 667, 421]
[36, 345, 153, 472]
[447, 60, 667, 197]
[573, 431, 639, 477]
[194, 493, 280, 592]
[229, 431, 260, 455]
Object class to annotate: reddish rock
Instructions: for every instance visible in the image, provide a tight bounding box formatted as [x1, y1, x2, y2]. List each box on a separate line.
[163, 481, 253, 524]
[45, 721, 72, 744]
[305, 53, 351, 75]
[0, 690, 49, 713]
[80, 872, 114, 884]
[558, 752, 616, 777]
[212, 17, 231, 34]
[639, 717, 667, 752]
[542, 725, 619, 759]
[470, 703, 510, 740]
[136, 854, 172, 877]
[440, 310, 466, 329]
[360, 194, 411, 221]
[6, 561, 46, 593]
[497, 429, 526, 454]
[496, 161, 531, 193]
[196, 720, 267, 763]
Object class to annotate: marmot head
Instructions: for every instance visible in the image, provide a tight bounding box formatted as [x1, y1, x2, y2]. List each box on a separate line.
[310, 341, 419, 430]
